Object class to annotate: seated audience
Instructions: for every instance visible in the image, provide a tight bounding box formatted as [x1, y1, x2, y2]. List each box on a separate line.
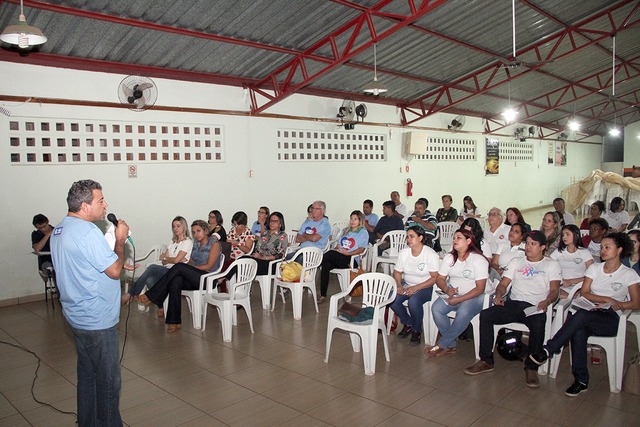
[227, 211, 254, 260]
[208, 210, 227, 242]
[31, 213, 54, 276]
[295, 200, 331, 251]
[582, 218, 609, 262]
[405, 198, 438, 245]
[122, 216, 193, 305]
[461, 217, 492, 259]
[622, 229, 640, 274]
[550, 224, 594, 298]
[529, 232, 639, 397]
[362, 199, 379, 242]
[484, 207, 510, 254]
[460, 195, 481, 221]
[391, 191, 408, 221]
[579, 201, 605, 230]
[540, 211, 562, 256]
[491, 222, 526, 278]
[553, 197, 575, 225]
[436, 194, 458, 223]
[318, 210, 368, 303]
[504, 207, 531, 232]
[251, 206, 270, 235]
[390, 226, 440, 345]
[427, 229, 488, 357]
[247, 212, 288, 275]
[464, 231, 561, 388]
[371, 200, 404, 250]
[139, 220, 223, 333]
[603, 196, 629, 232]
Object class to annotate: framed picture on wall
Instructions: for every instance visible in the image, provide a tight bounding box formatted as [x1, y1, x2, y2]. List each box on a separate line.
[555, 141, 567, 166]
[548, 141, 554, 164]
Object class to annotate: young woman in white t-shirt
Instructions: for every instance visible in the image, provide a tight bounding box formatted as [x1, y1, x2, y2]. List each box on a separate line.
[530, 232, 640, 397]
[427, 229, 489, 357]
[550, 224, 594, 299]
[390, 226, 440, 345]
[491, 222, 526, 278]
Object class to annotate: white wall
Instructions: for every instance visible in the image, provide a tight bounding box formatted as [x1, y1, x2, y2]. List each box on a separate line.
[0, 61, 604, 301]
[624, 121, 640, 168]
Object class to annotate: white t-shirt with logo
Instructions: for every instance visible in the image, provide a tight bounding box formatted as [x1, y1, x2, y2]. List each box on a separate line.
[496, 243, 525, 270]
[438, 252, 489, 295]
[586, 263, 639, 301]
[394, 246, 440, 287]
[504, 256, 562, 305]
[484, 223, 510, 255]
[550, 247, 593, 280]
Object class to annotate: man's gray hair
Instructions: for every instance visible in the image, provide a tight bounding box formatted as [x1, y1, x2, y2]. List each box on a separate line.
[67, 179, 102, 213]
[313, 200, 326, 212]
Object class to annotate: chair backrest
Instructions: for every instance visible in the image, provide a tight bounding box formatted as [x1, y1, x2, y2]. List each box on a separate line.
[229, 258, 258, 298]
[287, 232, 298, 246]
[438, 221, 458, 241]
[382, 230, 407, 256]
[294, 247, 323, 282]
[359, 273, 397, 307]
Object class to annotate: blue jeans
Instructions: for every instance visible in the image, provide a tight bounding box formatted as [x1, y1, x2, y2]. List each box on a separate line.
[544, 308, 619, 385]
[432, 293, 484, 349]
[71, 326, 122, 427]
[128, 264, 168, 296]
[390, 286, 433, 332]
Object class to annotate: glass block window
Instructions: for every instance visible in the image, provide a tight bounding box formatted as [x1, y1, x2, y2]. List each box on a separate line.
[413, 136, 477, 160]
[276, 129, 386, 161]
[8, 118, 224, 165]
[499, 141, 534, 161]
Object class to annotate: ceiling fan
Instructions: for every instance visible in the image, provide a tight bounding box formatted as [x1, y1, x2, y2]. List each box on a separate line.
[499, 0, 555, 69]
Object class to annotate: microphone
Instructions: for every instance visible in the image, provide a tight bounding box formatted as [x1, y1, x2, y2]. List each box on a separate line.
[107, 213, 134, 246]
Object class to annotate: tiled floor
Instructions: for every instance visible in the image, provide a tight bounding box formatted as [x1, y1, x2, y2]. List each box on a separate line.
[1, 277, 639, 427]
[2, 207, 639, 426]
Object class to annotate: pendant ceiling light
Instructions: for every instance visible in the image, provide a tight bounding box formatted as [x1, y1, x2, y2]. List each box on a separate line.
[0, 0, 47, 49]
[363, 43, 387, 95]
[502, 80, 518, 123]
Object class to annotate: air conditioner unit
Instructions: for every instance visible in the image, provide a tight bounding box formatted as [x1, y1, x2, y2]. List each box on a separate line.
[406, 132, 429, 155]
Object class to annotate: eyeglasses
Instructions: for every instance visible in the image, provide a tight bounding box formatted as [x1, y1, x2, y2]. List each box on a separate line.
[311, 207, 322, 211]
[631, 240, 639, 244]
[487, 212, 500, 217]
[258, 211, 267, 214]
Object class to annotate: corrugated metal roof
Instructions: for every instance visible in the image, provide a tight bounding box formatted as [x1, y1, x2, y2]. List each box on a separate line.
[0, 0, 638, 134]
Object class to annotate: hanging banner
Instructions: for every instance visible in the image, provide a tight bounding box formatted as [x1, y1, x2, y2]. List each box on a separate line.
[548, 142, 554, 164]
[555, 141, 567, 166]
[485, 137, 499, 175]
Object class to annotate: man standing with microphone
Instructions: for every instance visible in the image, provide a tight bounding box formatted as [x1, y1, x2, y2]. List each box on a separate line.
[51, 179, 129, 426]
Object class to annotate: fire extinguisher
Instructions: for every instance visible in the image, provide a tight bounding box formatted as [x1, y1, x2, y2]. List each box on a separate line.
[406, 178, 413, 197]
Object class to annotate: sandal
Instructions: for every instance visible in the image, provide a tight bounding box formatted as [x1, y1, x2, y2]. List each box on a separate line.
[317, 296, 327, 304]
[424, 345, 443, 358]
[435, 347, 457, 357]
[137, 294, 151, 305]
[157, 308, 165, 318]
[167, 324, 181, 333]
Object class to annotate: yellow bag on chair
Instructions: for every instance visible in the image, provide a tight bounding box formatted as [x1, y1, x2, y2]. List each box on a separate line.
[280, 261, 303, 282]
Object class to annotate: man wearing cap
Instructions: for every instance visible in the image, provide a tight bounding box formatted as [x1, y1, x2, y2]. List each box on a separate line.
[464, 230, 561, 388]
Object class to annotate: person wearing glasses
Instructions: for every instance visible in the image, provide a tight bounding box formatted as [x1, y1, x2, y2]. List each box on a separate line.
[251, 206, 270, 235]
[248, 212, 288, 275]
[484, 207, 510, 255]
[207, 209, 227, 242]
[295, 200, 331, 251]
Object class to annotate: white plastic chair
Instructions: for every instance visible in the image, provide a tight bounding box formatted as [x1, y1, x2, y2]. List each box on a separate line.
[330, 247, 368, 293]
[604, 183, 628, 208]
[437, 221, 458, 253]
[492, 300, 555, 375]
[253, 258, 281, 310]
[271, 247, 323, 319]
[424, 291, 492, 360]
[201, 258, 258, 341]
[325, 273, 397, 375]
[162, 254, 225, 329]
[548, 284, 583, 378]
[370, 230, 407, 274]
[285, 232, 299, 256]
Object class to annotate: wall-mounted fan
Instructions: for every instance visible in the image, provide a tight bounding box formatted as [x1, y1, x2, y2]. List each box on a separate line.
[499, 0, 554, 69]
[527, 125, 538, 138]
[514, 124, 528, 140]
[337, 99, 367, 130]
[118, 76, 157, 111]
[447, 115, 466, 132]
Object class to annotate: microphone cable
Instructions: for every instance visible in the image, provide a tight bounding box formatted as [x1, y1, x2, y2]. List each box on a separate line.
[119, 242, 136, 365]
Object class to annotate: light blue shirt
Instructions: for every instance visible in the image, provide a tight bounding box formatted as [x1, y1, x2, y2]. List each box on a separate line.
[365, 213, 379, 227]
[297, 217, 331, 250]
[51, 216, 119, 330]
